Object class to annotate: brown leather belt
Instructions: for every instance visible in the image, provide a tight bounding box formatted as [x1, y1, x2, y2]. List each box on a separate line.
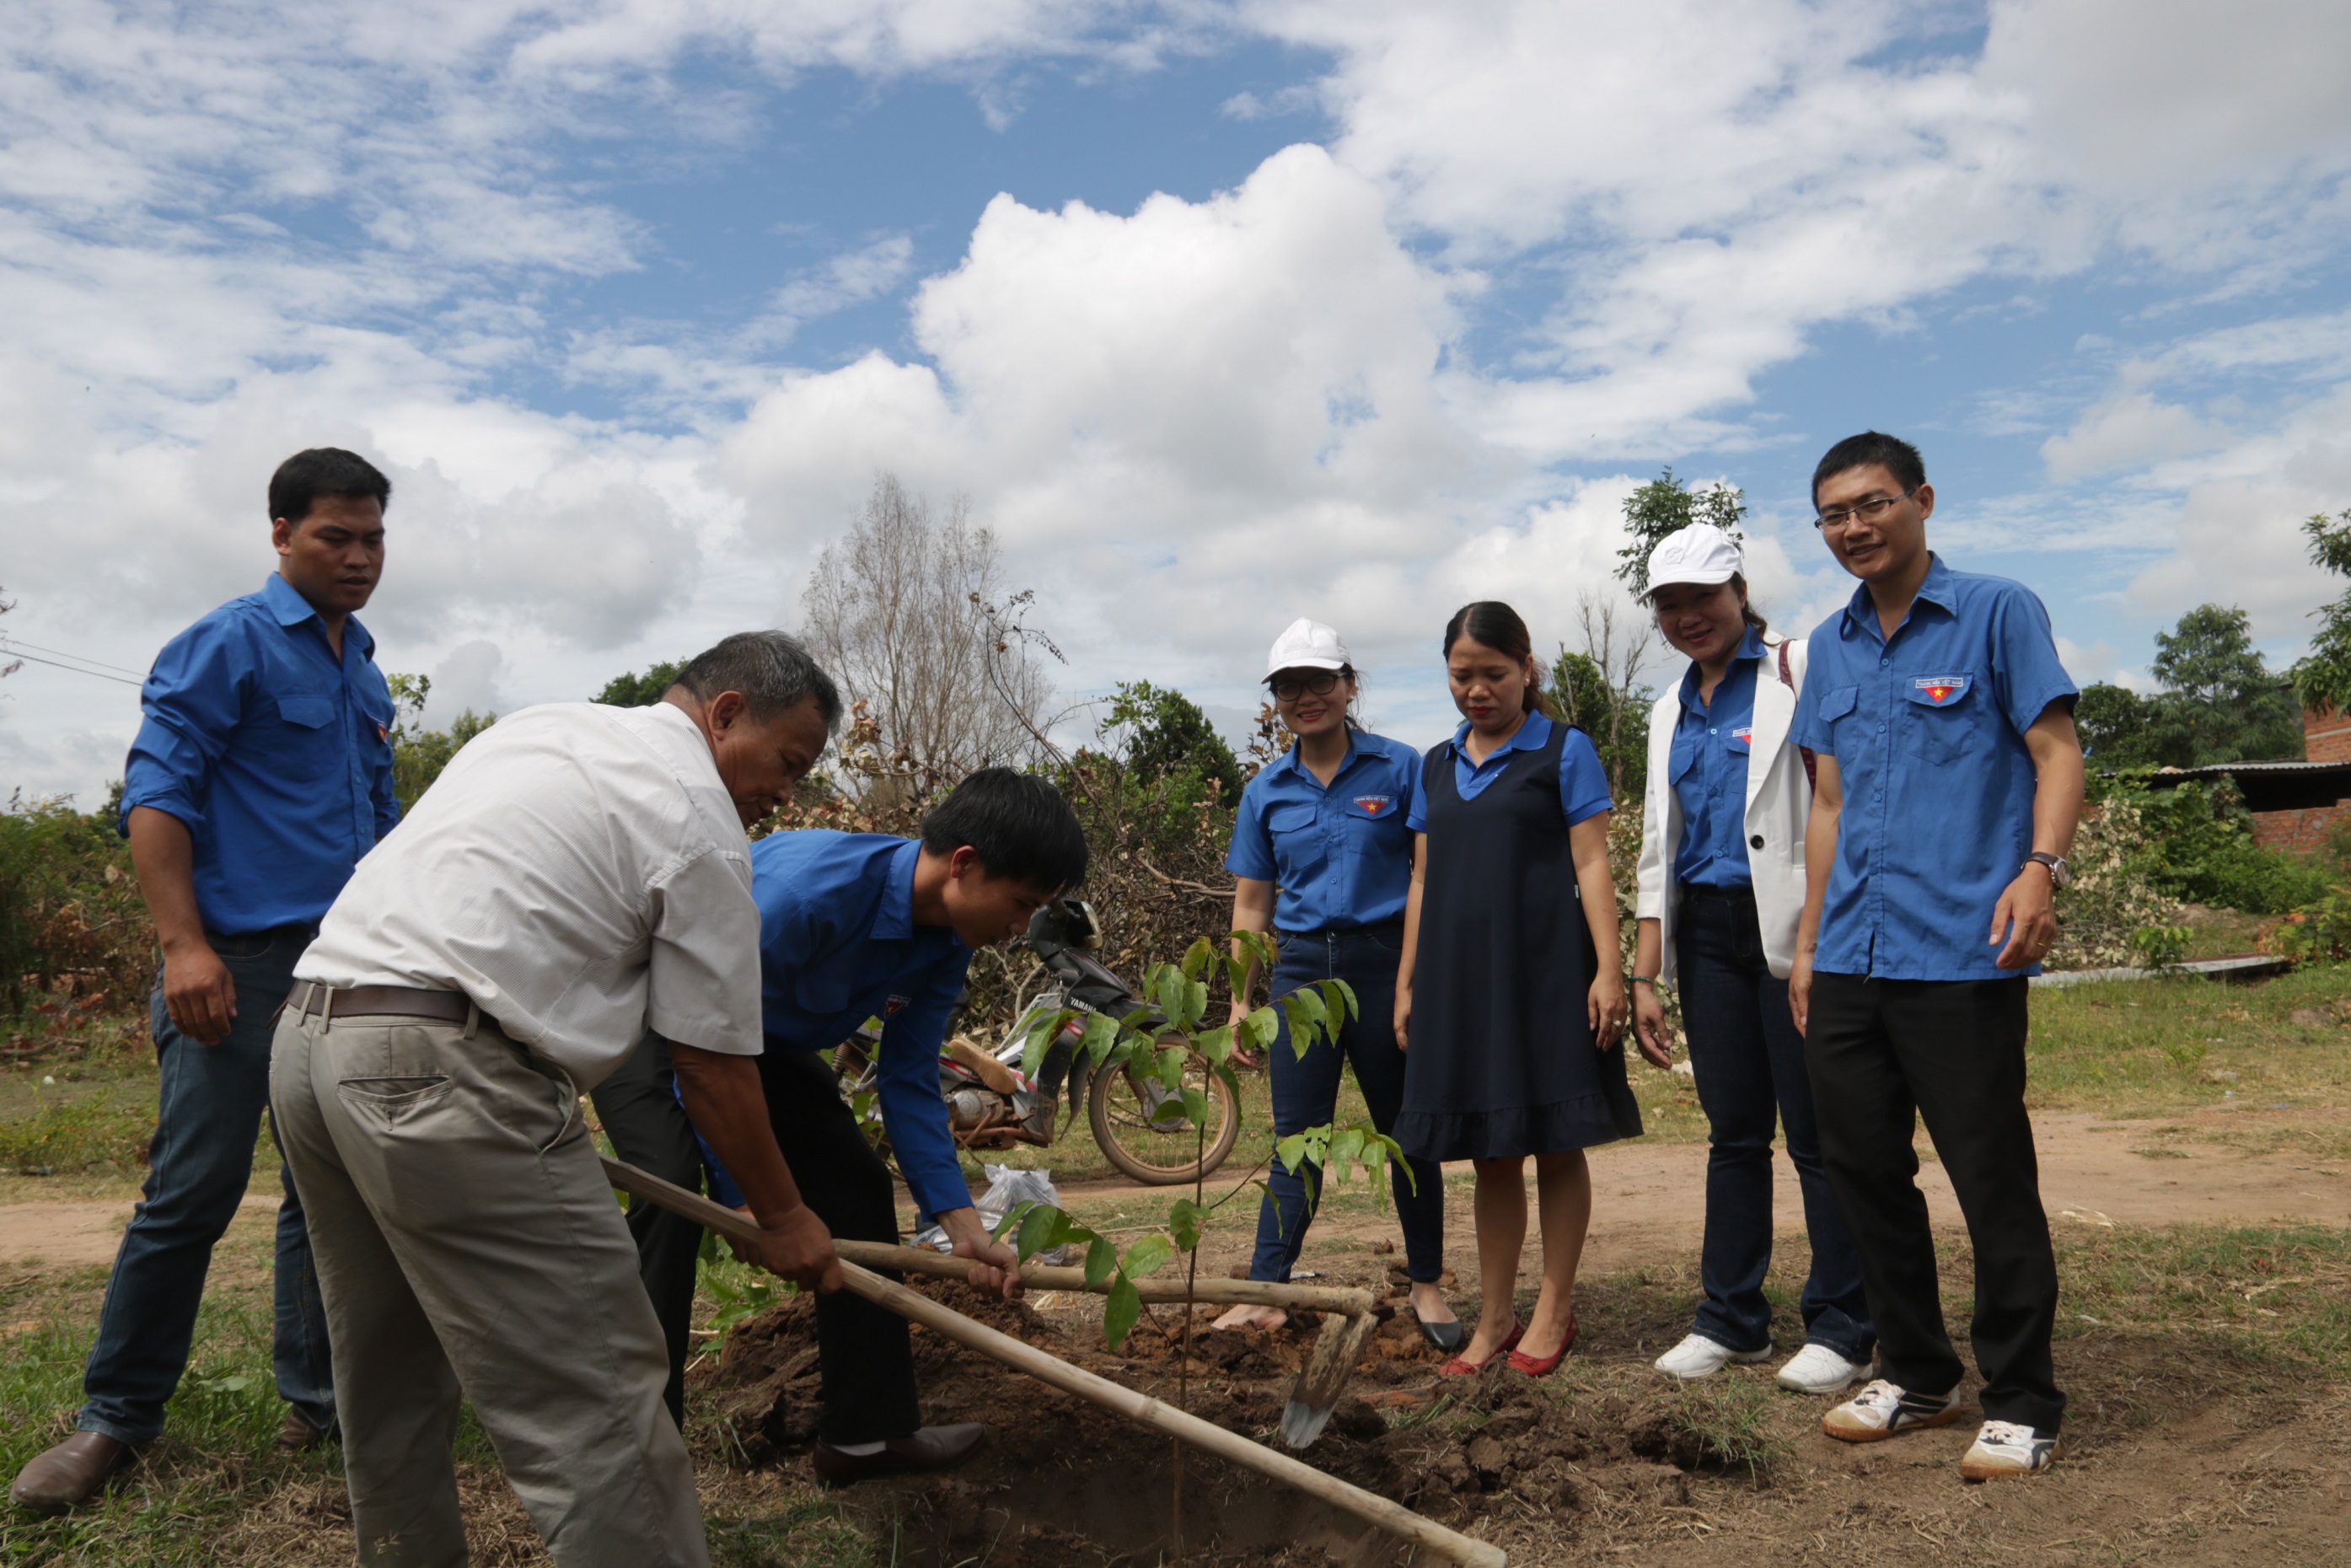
[289, 981, 471, 1024]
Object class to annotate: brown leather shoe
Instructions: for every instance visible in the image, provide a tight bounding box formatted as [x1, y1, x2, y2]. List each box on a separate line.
[811, 1423, 987, 1485]
[10, 1433, 135, 1514]
[276, 1409, 330, 1452]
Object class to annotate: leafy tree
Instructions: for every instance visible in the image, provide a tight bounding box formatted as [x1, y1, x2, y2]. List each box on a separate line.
[1615, 466, 1747, 599]
[2142, 604, 2303, 765]
[2074, 682, 2155, 765]
[1550, 649, 1651, 803]
[2290, 507, 2351, 717]
[385, 674, 495, 810]
[594, 661, 682, 707]
[1103, 681, 1243, 806]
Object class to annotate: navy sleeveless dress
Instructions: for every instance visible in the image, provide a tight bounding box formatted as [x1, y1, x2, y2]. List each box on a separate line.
[1393, 721, 1644, 1163]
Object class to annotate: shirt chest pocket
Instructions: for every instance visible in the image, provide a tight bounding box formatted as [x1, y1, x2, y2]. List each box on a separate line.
[1903, 672, 1981, 765]
[1264, 801, 1329, 881]
[269, 694, 341, 782]
[793, 971, 853, 1019]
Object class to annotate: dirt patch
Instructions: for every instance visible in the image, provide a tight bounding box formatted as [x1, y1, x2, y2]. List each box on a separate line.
[698, 1254, 2351, 1567]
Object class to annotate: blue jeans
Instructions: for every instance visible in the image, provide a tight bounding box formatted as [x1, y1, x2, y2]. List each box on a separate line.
[1676, 889, 1873, 1361]
[1249, 924, 1446, 1286]
[78, 926, 334, 1444]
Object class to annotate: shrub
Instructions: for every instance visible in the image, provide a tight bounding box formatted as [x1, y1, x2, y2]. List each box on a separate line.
[2050, 794, 2183, 970]
[2099, 776, 2332, 915]
[0, 797, 152, 1017]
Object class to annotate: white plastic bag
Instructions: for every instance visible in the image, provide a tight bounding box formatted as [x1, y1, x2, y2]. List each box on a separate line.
[912, 1164, 1071, 1265]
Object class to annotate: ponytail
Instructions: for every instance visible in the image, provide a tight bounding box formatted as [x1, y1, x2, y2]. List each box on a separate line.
[1731, 572, 1769, 637]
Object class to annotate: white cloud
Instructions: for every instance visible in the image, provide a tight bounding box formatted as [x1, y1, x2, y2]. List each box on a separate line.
[5, 0, 2351, 801]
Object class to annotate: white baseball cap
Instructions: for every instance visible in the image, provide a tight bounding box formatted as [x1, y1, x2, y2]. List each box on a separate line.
[1642, 523, 1744, 599]
[1266, 617, 1350, 677]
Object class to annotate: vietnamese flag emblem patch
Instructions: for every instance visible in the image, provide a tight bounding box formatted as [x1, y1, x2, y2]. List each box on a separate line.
[1353, 794, 1393, 816]
[1914, 675, 1968, 705]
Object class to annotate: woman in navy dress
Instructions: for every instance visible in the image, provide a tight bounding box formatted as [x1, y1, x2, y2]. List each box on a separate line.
[1212, 619, 1457, 1349]
[1396, 601, 1640, 1377]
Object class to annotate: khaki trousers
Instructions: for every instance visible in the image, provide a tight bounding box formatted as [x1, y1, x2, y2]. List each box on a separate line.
[270, 1007, 707, 1568]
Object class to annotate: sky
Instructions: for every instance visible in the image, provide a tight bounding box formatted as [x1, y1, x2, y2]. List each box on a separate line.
[5, 0, 2351, 801]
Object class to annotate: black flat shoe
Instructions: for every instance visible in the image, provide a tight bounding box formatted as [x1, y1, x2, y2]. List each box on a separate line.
[1411, 1309, 1465, 1354]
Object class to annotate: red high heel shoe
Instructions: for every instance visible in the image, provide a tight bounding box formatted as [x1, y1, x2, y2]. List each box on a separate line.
[1506, 1312, 1579, 1377]
[1437, 1320, 1525, 1377]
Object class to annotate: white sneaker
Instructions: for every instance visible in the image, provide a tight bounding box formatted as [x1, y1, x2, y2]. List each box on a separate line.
[1652, 1333, 1772, 1381]
[1822, 1378, 1965, 1442]
[1960, 1420, 2058, 1479]
[1774, 1342, 1868, 1395]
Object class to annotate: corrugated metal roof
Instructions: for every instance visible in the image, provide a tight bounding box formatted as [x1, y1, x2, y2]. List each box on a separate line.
[2144, 760, 2351, 778]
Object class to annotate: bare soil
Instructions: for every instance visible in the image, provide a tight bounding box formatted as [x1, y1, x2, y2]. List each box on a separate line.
[700, 1263, 2351, 1567]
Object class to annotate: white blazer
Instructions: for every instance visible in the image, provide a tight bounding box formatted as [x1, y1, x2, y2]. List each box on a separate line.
[1634, 634, 1812, 984]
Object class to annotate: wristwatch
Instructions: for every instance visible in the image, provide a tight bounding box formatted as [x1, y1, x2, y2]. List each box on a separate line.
[2025, 851, 2069, 889]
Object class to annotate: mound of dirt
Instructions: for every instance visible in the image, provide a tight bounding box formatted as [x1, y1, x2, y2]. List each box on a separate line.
[699, 1281, 1760, 1564]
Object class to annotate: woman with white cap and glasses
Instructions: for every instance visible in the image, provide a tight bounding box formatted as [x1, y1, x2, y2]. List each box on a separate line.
[1630, 524, 1876, 1393]
[1212, 619, 1457, 1347]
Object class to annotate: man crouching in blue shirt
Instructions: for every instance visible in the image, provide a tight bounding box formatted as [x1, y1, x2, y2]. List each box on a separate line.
[12, 449, 398, 1514]
[593, 766, 1087, 1483]
[1786, 432, 2085, 1483]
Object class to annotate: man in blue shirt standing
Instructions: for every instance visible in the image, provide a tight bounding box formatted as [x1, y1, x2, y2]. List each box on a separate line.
[593, 767, 1087, 1483]
[1787, 432, 2085, 1482]
[12, 448, 400, 1513]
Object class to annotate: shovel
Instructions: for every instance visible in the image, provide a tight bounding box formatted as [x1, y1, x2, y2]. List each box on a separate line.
[599, 1157, 1380, 1446]
[598, 1158, 1500, 1566]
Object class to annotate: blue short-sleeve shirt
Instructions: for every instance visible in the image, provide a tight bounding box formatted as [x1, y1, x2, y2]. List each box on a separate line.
[743, 831, 974, 1218]
[119, 573, 399, 934]
[1788, 556, 2078, 980]
[1226, 731, 1421, 932]
[1405, 712, 1613, 832]
[1670, 626, 1768, 890]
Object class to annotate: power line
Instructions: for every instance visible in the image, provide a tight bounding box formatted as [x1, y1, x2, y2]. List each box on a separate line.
[0, 635, 148, 679]
[0, 647, 144, 687]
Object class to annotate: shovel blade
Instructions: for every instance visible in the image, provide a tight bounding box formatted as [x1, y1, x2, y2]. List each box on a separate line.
[1278, 1310, 1381, 1449]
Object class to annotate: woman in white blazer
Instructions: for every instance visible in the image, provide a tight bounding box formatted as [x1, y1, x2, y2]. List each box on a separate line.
[1629, 524, 1875, 1396]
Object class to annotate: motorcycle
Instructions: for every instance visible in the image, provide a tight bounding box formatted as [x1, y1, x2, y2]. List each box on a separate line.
[834, 897, 1241, 1186]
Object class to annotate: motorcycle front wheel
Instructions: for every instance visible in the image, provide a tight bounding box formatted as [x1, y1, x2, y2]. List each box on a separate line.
[1087, 1055, 1240, 1186]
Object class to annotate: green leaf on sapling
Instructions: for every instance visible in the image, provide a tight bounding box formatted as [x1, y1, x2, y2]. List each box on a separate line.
[1168, 1198, 1204, 1251]
[1182, 936, 1216, 982]
[1275, 1131, 1311, 1174]
[1017, 1202, 1062, 1261]
[1085, 1236, 1119, 1289]
[1322, 978, 1360, 1023]
[1329, 1126, 1366, 1179]
[1103, 1277, 1143, 1351]
[1122, 1233, 1176, 1280]
[1179, 1087, 1210, 1126]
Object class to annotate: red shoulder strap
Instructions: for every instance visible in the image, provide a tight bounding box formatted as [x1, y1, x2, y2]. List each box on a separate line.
[1777, 641, 1817, 794]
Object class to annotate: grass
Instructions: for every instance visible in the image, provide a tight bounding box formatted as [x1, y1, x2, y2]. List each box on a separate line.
[2021, 966, 2351, 1152]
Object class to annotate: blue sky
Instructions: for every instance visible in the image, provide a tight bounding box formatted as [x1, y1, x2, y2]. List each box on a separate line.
[4, 0, 2350, 797]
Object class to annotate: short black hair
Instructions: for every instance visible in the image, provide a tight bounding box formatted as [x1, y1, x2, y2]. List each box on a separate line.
[1811, 431, 1925, 508]
[670, 631, 843, 729]
[270, 448, 392, 527]
[921, 768, 1087, 893]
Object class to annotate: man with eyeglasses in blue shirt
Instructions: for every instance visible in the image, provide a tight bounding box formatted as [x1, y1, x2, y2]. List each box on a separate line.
[12, 448, 400, 1514]
[1786, 432, 2085, 1484]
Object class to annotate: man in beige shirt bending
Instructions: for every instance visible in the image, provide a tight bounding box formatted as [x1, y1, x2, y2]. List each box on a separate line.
[273, 631, 848, 1568]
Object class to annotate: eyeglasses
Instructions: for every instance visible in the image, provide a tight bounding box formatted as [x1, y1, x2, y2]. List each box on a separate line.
[1814, 490, 1914, 531]
[1270, 670, 1343, 701]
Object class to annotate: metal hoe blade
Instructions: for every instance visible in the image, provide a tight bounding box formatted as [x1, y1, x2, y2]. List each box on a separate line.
[1280, 1309, 1382, 1448]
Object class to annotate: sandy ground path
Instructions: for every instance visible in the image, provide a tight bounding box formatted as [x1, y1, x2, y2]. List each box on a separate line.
[6, 1109, 2341, 1277]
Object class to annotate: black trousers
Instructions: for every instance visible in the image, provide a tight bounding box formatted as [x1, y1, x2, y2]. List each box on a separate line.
[1802, 973, 2064, 1432]
[591, 1037, 921, 1444]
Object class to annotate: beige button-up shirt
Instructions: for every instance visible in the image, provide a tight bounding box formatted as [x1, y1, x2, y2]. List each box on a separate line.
[297, 701, 763, 1087]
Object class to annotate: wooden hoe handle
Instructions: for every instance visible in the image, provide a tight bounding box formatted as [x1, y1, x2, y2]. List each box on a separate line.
[599, 1158, 1503, 1568]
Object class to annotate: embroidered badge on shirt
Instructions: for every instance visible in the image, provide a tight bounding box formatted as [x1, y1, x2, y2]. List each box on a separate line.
[1352, 794, 1393, 816]
[1731, 727, 1754, 746]
[885, 995, 912, 1017]
[1914, 675, 1970, 705]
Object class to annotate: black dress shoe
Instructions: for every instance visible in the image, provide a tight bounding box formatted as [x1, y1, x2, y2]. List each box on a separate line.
[811, 1423, 988, 1485]
[277, 1409, 332, 1452]
[10, 1433, 135, 1513]
[1411, 1308, 1466, 1355]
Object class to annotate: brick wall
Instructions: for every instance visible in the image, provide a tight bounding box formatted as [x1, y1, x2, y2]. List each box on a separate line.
[2251, 804, 2348, 858]
[2306, 706, 2351, 765]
